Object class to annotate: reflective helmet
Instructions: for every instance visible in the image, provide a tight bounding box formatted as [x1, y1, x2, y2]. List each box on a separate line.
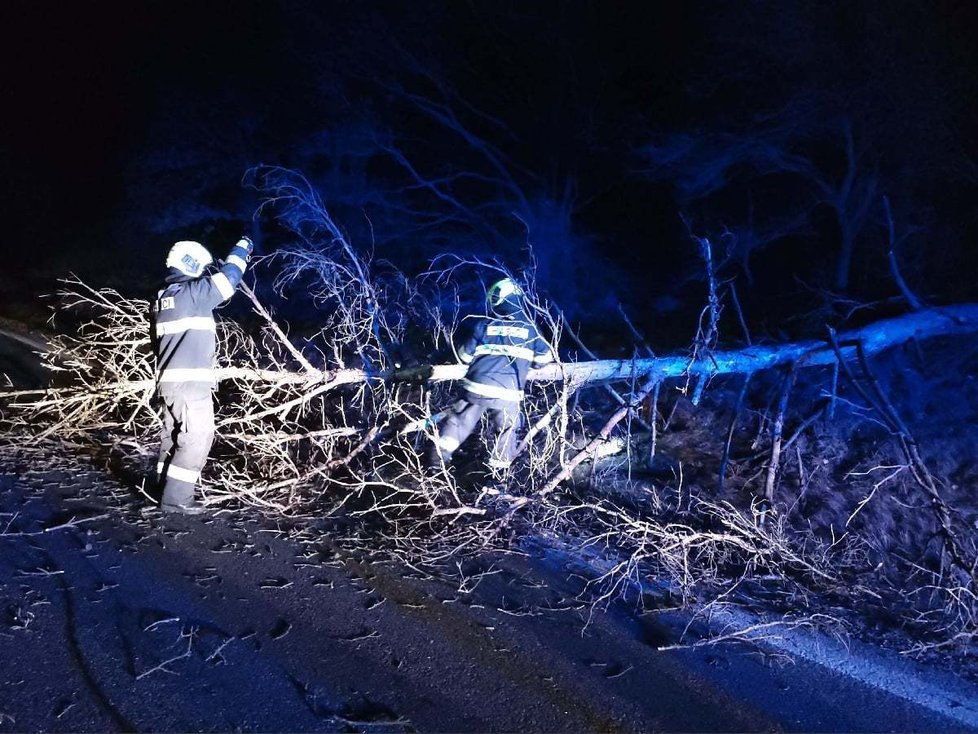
[166, 240, 213, 278]
[486, 277, 523, 316]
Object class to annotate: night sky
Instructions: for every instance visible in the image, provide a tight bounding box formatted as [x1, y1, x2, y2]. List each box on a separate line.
[3, 1, 978, 338]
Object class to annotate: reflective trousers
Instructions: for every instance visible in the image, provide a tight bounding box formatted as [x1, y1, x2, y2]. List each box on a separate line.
[157, 393, 215, 506]
[434, 396, 522, 471]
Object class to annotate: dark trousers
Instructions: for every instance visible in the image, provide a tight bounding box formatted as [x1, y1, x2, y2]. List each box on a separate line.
[434, 396, 522, 472]
[157, 393, 215, 506]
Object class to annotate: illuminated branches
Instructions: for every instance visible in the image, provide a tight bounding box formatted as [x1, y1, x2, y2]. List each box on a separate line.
[6, 275, 158, 440]
[4, 168, 978, 656]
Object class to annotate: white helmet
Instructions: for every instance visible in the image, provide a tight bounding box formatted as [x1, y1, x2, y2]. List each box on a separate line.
[166, 240, 213, 278]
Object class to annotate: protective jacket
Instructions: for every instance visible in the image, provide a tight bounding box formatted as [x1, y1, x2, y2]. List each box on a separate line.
[457, 311, 553, 403]
[151, 244, 250, 397]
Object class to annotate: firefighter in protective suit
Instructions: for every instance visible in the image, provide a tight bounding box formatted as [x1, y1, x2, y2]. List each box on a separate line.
[150, 237, 253, 514]
[428, 277, 554, 480]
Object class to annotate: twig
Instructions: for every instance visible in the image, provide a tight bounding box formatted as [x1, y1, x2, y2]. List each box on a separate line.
[136, 626, 197, 680]
[727, 281, 752, 346]
[719, 374, 751, 494]
[763, 362, 798, 510]
[0, 513, 110, 538]
[883, 195, 924, 311]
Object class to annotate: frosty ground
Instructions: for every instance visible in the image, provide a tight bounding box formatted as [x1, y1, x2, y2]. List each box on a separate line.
[1, 437, 976, 732]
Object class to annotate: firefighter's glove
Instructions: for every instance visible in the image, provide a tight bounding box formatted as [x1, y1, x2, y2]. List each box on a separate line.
[236, 236, 254, 259]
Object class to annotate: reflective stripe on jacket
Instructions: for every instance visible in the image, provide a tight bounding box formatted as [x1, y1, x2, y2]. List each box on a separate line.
[151, 245, 248, 396]
[456, 313, 553, 403]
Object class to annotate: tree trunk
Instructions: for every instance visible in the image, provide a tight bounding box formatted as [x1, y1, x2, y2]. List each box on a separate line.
[7, 304, 978, 400]
[403, 303, 978, 386]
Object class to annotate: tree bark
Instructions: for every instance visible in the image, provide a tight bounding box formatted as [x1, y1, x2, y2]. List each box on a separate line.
[407, 303, 978, 386]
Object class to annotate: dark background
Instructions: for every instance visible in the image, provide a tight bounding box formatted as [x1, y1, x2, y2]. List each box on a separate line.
[2, 1, 977, 344]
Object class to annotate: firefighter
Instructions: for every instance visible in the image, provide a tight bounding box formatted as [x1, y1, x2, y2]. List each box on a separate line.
[428, 277, 554, 481]
[150, 236, 253, 514]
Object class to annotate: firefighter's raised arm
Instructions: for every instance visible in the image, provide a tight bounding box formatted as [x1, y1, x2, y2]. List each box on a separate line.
[210, 236, 254, 302]
[184, 236, 254, 309]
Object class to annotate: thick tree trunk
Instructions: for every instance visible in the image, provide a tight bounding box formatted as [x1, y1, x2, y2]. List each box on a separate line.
[7, 305, 978, 401]
[401, 303, 978, 386]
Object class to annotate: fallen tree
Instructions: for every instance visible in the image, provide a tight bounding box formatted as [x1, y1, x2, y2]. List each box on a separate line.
[2, 167, 976, 656]
[13, 299, 978, 430]
[8, 295, 976, 537]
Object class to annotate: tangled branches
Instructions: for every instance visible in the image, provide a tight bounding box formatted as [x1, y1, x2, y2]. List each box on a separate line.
[5, 168, 978, 658]
[0, 190, 825, 587]
[5, 275, 157, 440]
